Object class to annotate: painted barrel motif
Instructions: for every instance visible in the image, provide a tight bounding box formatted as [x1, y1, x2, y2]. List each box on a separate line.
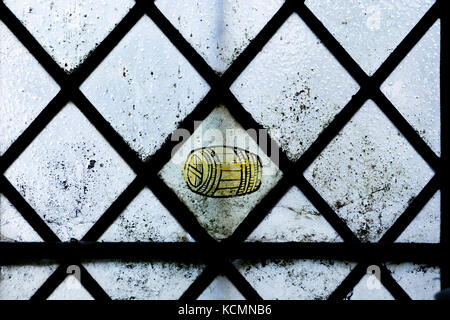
[183, 146, 263, 197]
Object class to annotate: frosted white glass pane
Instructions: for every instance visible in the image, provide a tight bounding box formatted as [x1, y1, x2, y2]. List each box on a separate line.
[346, 274, 394, 300]
[47, 275, 94, 300]
[305, 101, 434, 242]
[4, 103, 136, 241]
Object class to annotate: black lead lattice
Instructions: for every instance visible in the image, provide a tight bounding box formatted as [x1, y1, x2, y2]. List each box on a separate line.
[0, 0, 448, 300]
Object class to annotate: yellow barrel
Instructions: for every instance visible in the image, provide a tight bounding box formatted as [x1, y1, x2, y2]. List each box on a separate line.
[183, 146, 263, 197]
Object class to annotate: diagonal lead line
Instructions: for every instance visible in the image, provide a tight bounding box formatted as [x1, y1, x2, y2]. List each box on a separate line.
[142, 1, 218, 86]
[0, 175, 60, 242]
[81, 176, 147, 241]
[294, 175, 360, 242]
[221, 0, 296, 87]
[222, 262, 263, 300]
[381, 175, 439, 243]
[294, 3, 369, 86]
[180, 265, 219, 300]
[290, 2, 441, 300]
[179, 0, 441, 297]
[0, 90, 69, 173]
[330, 263, 412, 300]
[295, 89, 369, 173]
[221, 89, 360, 244]
[72, 89, 144, 174]
[373, 90, 440, 170]
[0, 1, 66, 86]
[1, 3, 145, 171]
[379, 265, 411, 300]
[327, 173, 439, 299]
[0, 0, 221, 300]
[329, 176, 439, 300]
[371, 1, 441, 86]
[70, 4, 145, 87]
[31, 263, 111, 300]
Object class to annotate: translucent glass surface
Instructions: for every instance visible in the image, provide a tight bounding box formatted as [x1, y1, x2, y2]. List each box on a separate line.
[387, 263, 440, 300]
[396, 191, 440, 243]
[4, 0, 135, 72]
[0, 0, 443, 301]
[232, 14, 359, 161]
[84, 261, 204, 300]
[198, 276, 245, 300]
[47, 275, 94, 300]
[346, 274, 394, 300]
[81, 17, 209, 160]
[0, 195, 42, 241]
[246, 186, 342, 242]
[4, 103, 136, 241]
[156, 0, 284, 73]
[382, 20, 440, 155]
[235, 259, 355, 300]
[305, 101, 434, 242]
[305, 0, 435, 75]
[99, 188, 193, 242]
[0, 21, 59, 155]
[0, 264, 58, 299]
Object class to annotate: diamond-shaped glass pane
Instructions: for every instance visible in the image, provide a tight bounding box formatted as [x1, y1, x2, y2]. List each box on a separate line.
[155, 0, 284, 73]
[159, 105, 282, 240]
[4, 103, 136, 241]
[81, 17, 209, 160]
[304, 100, 434, 242]
[231, 14, 359, 161]
[4, 0, 135, 72]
